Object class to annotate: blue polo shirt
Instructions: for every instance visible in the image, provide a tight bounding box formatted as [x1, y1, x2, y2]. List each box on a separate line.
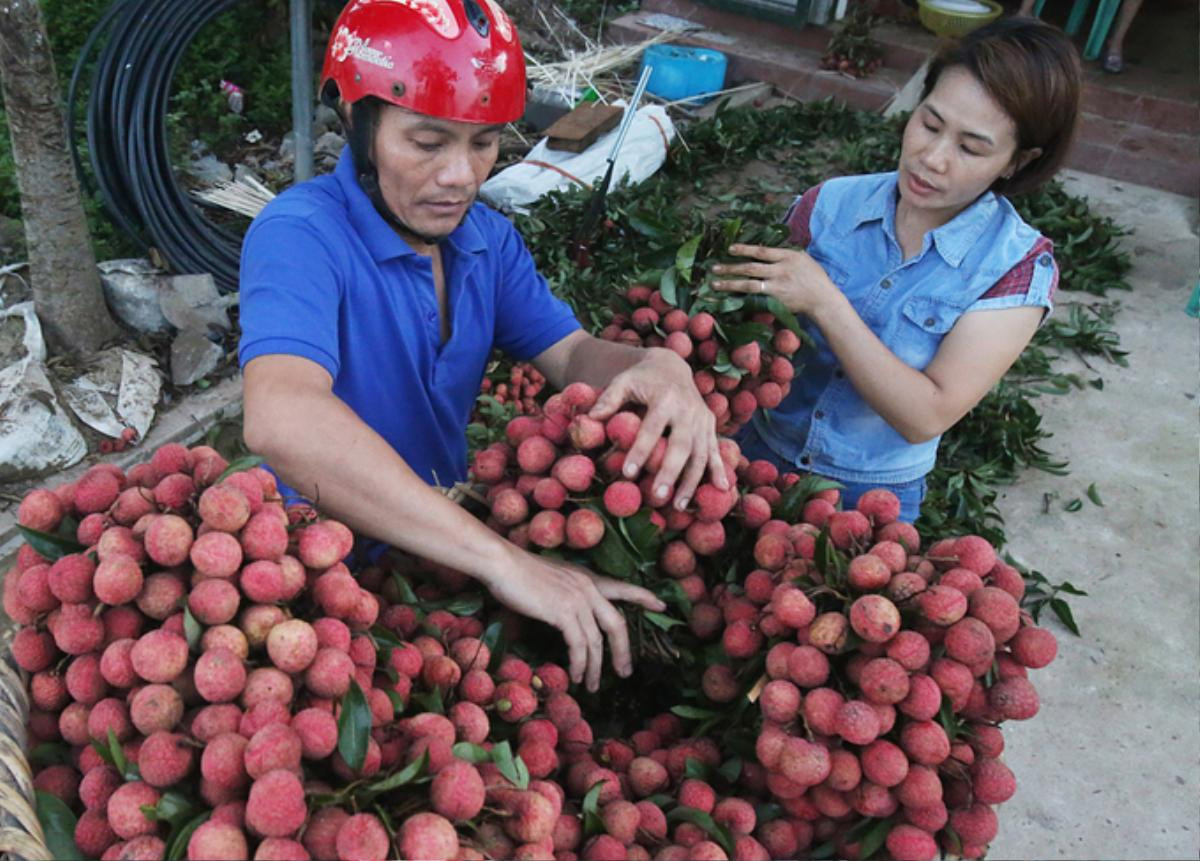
[238, 148, 581, 489]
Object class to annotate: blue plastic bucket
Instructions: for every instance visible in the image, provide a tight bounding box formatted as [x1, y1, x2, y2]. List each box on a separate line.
[640, 44, 728, 103]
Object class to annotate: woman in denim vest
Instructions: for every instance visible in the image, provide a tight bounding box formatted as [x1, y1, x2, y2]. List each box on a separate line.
[712, 18, 1082, 523]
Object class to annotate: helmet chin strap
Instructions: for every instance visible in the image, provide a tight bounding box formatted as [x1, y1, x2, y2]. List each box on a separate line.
[347, 99, 449, 248]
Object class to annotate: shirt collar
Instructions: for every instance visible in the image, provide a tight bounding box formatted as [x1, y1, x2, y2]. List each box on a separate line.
[333, 147, 488, 261]
[844, 171, 1000, 269]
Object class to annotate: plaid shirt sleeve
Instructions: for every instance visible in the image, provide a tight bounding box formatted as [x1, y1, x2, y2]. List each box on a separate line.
[977, 235, 1058, 303]
[784, 184, 823, 248]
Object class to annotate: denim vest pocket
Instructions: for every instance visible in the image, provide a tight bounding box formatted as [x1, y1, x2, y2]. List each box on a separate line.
[895, 297, 963, 370]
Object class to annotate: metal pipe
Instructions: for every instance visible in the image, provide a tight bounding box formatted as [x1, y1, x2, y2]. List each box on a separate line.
[290, 0, 314, 182]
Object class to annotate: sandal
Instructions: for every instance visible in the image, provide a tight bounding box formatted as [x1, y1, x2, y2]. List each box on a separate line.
[1102, 52, 1124, 74]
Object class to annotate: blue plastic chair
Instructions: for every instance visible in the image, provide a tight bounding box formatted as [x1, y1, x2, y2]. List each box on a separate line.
[1031, 0, 1122, 60]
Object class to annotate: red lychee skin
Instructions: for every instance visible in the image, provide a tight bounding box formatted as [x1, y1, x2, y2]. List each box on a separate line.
[79, 765, 122, 812]
[335, 813, 391, 861]
[952, 535, 996, 575]
[807, 612, 849, 654]
[988, 676, 1040, 720]
[822, 748, 862, 793]
[968, 586, 1022, 643]
[186, 821, 249, 861]
[783, 644, 829, 690]
[12, 628, 56, 673]
[770, 585, 816, 629]
[130, 629, 188, 683]
[18, 488, 66, 532]
[885, 824, 938, 861]
[858, 657, 911, 705]
[201, 732, 249, 790]
[429, 759, 486, 822]
[603, 481, 643, 518]
[75, 809, 118, 858]
[529, 510, 567, 548]
[192, 646, 247, 704]
[759, 679, 802, 723]
[949, 802, 999, 847]
[944, 617, 997, 666]
[605, 412, 642, 452]
[245, 722, 303, 779]
[801, 686, 844, 736]
[138, 731, 194, 788]
[765, 641, 795, 679]
[860, 739, 909, 789]
[685, 519, 726, 556]
[677, 779, 716, 814]
[75, 470, 121, 514]
[712, 797, 756, 835]
[240, 513, 289, 562]
[495, 680, 538, 722]
[565, 508, 606, 550]
[886, 631, 932, 672]
[532, 477, 567, 510]
[834, 699, 881, 745]
[896, 673, 941, 722]
[778, 737, 832, 787]
[93, 555, 143, 606]
[1010, 625, 1058, 668]
[473, 448, 508, 484]
[847, 554, 892, 591]
[929, 657, 974, 712]
[246, 769, 307, 838]
[828, 510, 872, 549]
[87, 697, 132, 744]
[492, 489, 530, 527]
[918, 584, 968, 625]
[129, 684, 184, 736]
[135, 572, 185, 622]
[144, 514, 194, 567]
[518, 436, 559, 474]
[970, 756, 1017, 804]
[48, 553, 95, 604]
[305, 647, 355, 698]
[987, 561, 1026, 602]
[900, 720, 951, 766]
[107, 781, 161, 839]
[722, 620, 762, 660]
[849, 594, 902, 644]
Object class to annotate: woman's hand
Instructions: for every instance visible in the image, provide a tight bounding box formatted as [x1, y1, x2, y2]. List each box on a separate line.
[712, 243, 838, 317]
[588, 348, 728, 510]
[482, 546, 666, 692]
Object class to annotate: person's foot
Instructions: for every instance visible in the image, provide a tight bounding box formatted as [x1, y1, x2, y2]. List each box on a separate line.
[1102, 51, 1124, 74]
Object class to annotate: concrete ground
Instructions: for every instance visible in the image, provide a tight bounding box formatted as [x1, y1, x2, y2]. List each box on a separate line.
[988, 170, 1200, 860]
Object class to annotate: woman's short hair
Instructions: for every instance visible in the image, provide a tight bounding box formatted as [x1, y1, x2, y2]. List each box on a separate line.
[920, 17, 1083, 196]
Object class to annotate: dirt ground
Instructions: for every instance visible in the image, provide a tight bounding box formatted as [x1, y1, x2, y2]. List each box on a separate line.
[986, 170, 1200, 860]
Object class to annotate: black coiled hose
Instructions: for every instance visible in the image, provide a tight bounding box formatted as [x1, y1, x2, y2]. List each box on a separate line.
[68, 0, 246, 292]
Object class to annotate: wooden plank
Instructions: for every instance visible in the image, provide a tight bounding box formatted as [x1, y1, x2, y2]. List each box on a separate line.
[545, 103, 625, 153]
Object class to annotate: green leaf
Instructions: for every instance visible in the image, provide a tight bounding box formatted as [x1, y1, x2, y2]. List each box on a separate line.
[36, 791, 86, 861]
[491, 741, 529, 790]
[216, 455, 265, 484]
[643, 611, 684, 631]
[1050, 597, 1082, 636]
[619, 510, 664, 560]
[391, 574, 421, 607]
[582, 781, 606, 838]
[1063, 498, 1083, 512]
[857, 816, 895, 859]
[411, 690, 445, 715]
[29, 743, 72, 767]
[675, 234, 702, 282]
[107, 727, 136, 780]
[451, 742, 492, 764]
[483, 620, 508, 673]
[754, 802, 784, 824]
[17, 526, 83, 562]
[165, 811, 210, 861]
[666, 806, 734, 855]
[683, 756, 709, 781]
[671, 704, 721, 720]
[183, 607, 203, 653]
[1086, 483, 1104, 506]
[717, 757, 742, 783]
[361, 750, 429, 798]
[1055, 581, 1089, 597]
[590, 518, 640, 579]
[337, 680, 372, 772]
[437, 594, 484, 617]
[385, 689, 406, 716]
[659, 266, 678, 307]
[763, 295, 804, 338]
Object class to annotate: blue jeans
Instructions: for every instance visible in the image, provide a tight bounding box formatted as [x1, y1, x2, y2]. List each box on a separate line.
[734, 424, 927, 523]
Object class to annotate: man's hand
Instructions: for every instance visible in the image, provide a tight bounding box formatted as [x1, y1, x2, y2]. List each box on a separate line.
[588, 348, 728, 511]
[481, 545, 666, 692]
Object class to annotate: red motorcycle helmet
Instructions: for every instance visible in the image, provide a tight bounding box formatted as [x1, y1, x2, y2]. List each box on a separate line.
[321, 0, 526, 124]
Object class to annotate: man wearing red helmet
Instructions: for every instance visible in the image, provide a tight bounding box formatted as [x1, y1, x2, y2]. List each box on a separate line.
[239, 0, 724, 691]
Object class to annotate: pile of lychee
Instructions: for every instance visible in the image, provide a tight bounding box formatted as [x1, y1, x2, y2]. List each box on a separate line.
[477, 361, 547, 418]
[597, 284, 802, 438]
[9, 416, 1059, 861]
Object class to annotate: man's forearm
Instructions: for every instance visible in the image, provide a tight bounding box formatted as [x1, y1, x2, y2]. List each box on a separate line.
[562, 337, 679, 390]
[245, 386, 516, 583]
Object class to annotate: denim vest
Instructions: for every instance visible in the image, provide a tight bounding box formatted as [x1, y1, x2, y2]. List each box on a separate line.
[752, 171, 1056, 485]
